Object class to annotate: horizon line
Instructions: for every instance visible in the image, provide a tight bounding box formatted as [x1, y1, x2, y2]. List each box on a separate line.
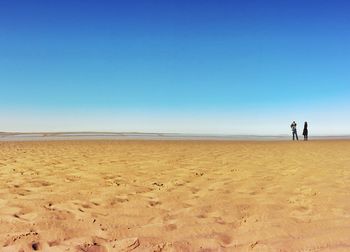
[1, 131, 350, 138]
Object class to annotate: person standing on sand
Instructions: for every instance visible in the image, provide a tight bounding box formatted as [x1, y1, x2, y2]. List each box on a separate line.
[290, 121, 298, 141]
[303, 121, 308, 141]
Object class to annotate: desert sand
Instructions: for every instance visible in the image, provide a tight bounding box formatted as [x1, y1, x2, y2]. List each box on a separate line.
[1, 140, 350, 251]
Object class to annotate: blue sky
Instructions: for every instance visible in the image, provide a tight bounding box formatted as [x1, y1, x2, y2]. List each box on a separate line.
[1, 0, 349, 134]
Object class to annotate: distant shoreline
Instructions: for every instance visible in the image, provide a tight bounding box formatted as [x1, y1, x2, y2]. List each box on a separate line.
[1, 132, 350, 141]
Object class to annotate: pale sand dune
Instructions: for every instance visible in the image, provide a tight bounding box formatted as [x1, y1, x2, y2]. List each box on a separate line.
[1, 140, 350, 251]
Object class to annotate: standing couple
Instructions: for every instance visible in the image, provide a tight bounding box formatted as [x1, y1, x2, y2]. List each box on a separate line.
[290, 121, 308, 141]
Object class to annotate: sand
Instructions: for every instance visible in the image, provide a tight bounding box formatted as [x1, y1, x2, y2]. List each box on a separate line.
[1, 140, 350, 251]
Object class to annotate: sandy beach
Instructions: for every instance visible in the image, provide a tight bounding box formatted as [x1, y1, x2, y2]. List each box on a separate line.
[1, 140, 350, 251]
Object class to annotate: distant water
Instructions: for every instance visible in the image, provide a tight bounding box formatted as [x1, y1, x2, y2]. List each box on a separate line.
[1, 132, 349, 141]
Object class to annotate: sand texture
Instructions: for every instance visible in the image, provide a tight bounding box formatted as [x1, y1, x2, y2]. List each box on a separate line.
[1, 140, 350, 251]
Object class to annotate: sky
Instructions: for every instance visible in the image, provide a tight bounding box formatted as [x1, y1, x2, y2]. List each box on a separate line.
[1, 0, 350, 135]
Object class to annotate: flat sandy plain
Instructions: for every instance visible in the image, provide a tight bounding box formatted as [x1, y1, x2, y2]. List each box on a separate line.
[1, 140, 350, 251]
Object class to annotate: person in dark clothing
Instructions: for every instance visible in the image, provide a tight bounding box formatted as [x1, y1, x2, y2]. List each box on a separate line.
[290, 121, 298, 141]
[303, 121, 308, 141]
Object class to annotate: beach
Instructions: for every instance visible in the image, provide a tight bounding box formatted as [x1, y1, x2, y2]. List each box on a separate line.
[1, 140, 350, 251]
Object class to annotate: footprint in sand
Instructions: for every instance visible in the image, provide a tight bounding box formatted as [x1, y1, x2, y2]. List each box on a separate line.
[115, 196, 129, 203]
[196, 214, 207, 219]
[108, 237, 140, 251]
[164, 223, 177, 231]
[64, 175, 81, 182]
[78, 242, 108, 252]
[9, 187, 31, 196]
[288, 186, 314, 219]
[149, 200, 162, 207]
[213, 216, 226, 225]
[195, 172, 204, 176]
[2, 231, 40, 251]
[215, 233, 232, 247]
[189, 187, 200, 194]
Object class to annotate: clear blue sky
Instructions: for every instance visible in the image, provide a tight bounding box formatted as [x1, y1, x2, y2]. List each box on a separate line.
[1, 0, 349, 134]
